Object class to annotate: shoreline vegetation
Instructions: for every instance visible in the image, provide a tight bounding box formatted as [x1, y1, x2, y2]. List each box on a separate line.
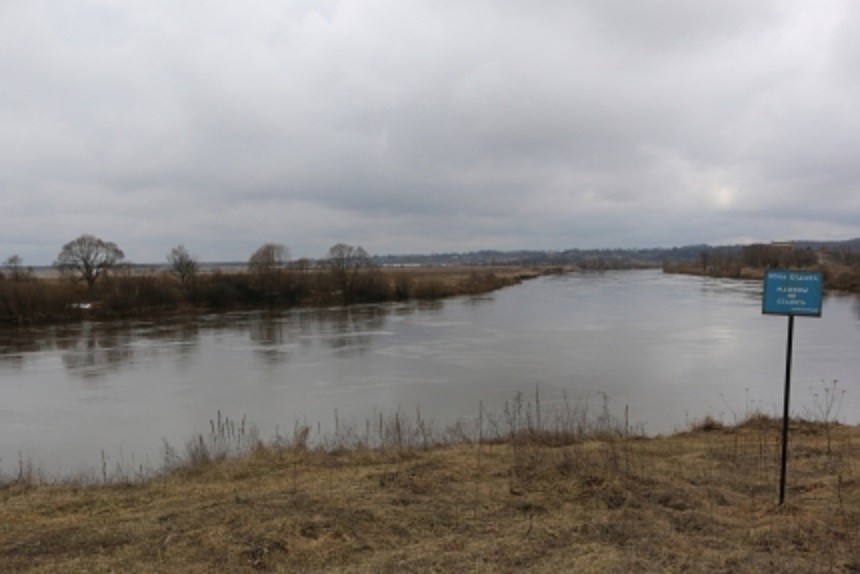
[4, 235, 588, 327]
[1, 397, 858, 572]
[662, 242, 860, 293]
[0, 262, 568, 327]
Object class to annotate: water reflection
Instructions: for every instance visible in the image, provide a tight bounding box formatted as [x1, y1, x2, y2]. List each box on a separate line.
[314, 306, 388, 356]
[249, 312, 294, 364]
[57, 323, 137, 379]
[0, 326, 64, 369]
[462, 295, 495, 308]
[0, 318, 206, 378]
[163, 321, 201, 368]
[0, 337, 37, 369]
[0, 306, 402, 376]
[699, 276, 761, 303]
[401, 300, 443, 314]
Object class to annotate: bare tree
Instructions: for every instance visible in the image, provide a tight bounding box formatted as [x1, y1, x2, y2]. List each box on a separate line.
[4, 255, 30, 282]
[167, 245, 198, 287]
[54, 234, 125, 289]
[248, 243, 290, 305]
[248, 243, 289, 277]
[326, 243, 370, 303]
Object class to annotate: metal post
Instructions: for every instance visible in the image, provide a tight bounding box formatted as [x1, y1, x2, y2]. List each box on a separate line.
[779, 315, 795, 505]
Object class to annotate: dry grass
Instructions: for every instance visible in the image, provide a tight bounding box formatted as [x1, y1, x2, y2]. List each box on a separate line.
[382, 265, 547, 299]
[1, 264, 551, 325]
[1, 413, 858, 573]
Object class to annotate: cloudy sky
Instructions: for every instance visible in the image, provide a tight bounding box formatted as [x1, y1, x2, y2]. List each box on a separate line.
[2, 1, 860, 264]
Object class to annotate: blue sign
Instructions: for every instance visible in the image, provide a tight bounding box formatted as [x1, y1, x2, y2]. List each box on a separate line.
[762, 269, 823, 317]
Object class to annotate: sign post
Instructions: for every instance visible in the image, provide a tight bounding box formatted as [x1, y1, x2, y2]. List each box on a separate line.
[762, 269, 823, 505]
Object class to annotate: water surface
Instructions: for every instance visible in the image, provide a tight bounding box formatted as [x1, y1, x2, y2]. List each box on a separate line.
[1, 269, 858, 477]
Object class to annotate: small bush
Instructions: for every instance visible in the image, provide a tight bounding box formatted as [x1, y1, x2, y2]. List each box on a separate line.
[351, 269, 393, 303]
[0, 279, 80, 324]
[689, 415, 725, 432]
[391, 272, 413, 300]
[191, 272, 244, 309]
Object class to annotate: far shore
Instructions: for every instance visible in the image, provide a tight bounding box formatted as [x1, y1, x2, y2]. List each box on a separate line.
[0, 263, 578, 327]
[663, 260, 860, 293]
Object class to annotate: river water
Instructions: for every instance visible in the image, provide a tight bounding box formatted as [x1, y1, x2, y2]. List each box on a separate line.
[1, 269, 858, 477]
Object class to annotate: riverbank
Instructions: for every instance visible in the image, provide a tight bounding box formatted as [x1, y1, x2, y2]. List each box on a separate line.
[0, 264, 566, 326]
[663, 261, 860, 293]
[2, 415, 858, 572]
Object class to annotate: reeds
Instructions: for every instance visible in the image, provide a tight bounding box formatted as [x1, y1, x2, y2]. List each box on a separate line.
[161, 411, 261, 475]
[0, 265, 534, 325]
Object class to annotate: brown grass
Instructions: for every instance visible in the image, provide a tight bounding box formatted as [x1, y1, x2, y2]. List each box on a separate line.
[1, 415, 858, 573]
[1, 265, 551, 325]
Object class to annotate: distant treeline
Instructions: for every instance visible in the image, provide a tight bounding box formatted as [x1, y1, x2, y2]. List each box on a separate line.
[373, 237, 860, 269]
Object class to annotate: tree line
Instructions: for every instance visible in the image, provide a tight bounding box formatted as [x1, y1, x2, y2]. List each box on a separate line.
[0, 234, 519, 325]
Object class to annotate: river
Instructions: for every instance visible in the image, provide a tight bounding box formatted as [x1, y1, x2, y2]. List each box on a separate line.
[1, 269, 858, 478]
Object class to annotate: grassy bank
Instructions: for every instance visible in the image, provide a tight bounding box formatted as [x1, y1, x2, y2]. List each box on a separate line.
[2, 409, 858, 572]
[0, 265, 552, 326]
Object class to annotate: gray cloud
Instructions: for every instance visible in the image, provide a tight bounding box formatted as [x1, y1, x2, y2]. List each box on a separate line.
[2, 0, 859, 264]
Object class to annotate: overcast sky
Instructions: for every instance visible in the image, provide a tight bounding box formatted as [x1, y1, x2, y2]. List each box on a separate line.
[2, 1, 860, 264]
